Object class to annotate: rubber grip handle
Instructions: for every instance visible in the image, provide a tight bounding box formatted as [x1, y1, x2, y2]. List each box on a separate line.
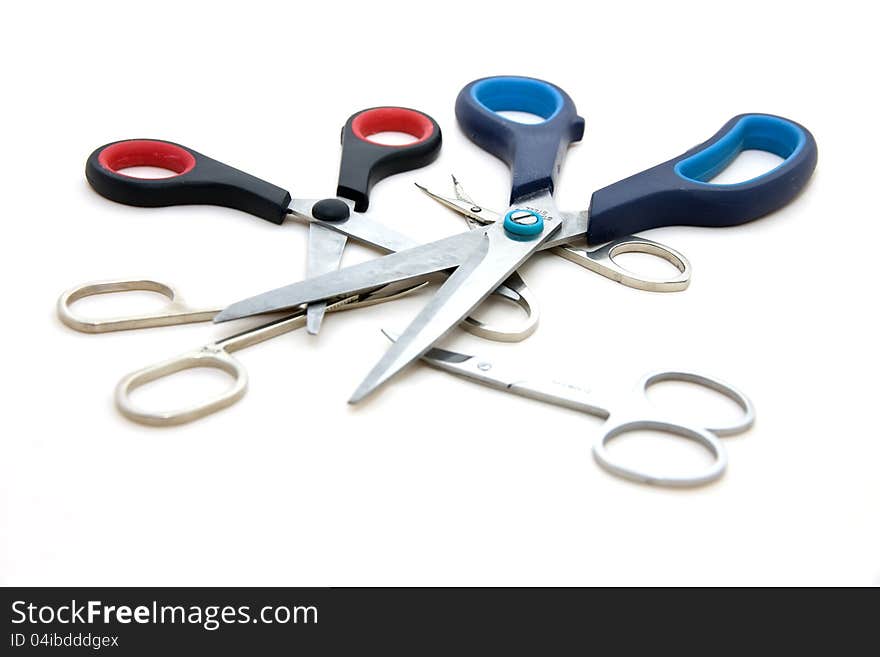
[586, 114, 818, 244]
[337, 107, 442, 212]
[455, 76, 585, 204]
[85, 139, 292, 224]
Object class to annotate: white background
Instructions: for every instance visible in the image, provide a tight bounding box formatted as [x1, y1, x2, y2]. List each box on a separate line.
[2, 1, 877, 586]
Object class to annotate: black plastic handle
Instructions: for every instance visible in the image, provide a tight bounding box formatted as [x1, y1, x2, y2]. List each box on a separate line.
[85, 139, 292, 224]
[336, 107, 442, 211]
[586, 114, 818, 243]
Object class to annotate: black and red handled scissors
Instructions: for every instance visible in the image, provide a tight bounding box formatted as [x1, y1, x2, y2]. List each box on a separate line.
[85, 107, 442, 335]
[84, 107, 537, 341]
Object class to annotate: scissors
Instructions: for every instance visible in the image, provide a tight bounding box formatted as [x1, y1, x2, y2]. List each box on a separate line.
[57, 278, 427, 425]
[214, 76, 818, 403]
[85, 106, 535, 342]
[383, 330, 755, 487]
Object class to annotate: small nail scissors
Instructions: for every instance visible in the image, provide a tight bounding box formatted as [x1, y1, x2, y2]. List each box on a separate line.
[215, 76, 817, 403]
[383, 330, 755, 487]
[85, 106, 536, 342]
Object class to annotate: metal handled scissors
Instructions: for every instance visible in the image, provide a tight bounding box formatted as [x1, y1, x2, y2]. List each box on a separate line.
[85, 107, 536, 342]
[213, 75, 819, 403]
[384, 331, 755, 487]
[57, 278, 427, 425]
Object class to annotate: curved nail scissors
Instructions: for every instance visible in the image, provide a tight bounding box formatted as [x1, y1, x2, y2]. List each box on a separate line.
[214, 76, 817, 403]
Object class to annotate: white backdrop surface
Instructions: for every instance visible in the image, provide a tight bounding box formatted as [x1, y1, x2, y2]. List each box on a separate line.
[1, 0, 877, 586]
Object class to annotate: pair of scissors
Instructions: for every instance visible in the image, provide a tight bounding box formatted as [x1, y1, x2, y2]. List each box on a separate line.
[85, 107, 537, 342]
[384, 331, 755, 487]
[57, 278, 427, 425]
[214, 75, 818, 403]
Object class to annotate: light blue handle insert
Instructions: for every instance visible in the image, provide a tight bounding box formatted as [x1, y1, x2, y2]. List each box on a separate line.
[675, 115, 807, 185]
[470, 76, 564, 122]
[586, 113, 818, 244]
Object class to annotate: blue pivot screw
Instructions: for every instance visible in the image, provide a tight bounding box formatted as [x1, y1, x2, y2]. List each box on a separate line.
[503, 208, 544, 238]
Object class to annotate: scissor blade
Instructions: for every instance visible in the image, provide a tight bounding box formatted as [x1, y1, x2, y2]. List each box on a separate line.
[414, 181, 500, 227]
[214, 230, 483, 323]
[305, 224, 348, 335]
[349, 214, 562, 403]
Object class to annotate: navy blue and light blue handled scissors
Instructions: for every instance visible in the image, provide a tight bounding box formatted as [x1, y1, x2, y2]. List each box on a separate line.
[215, 75, 818, 403]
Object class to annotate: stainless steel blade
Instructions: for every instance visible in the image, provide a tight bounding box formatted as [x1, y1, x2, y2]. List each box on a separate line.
[349, 195, 563, 403]
[293, 195, 565, 309]
[214, 230, 484, 323]
[305, 224, 348, 335]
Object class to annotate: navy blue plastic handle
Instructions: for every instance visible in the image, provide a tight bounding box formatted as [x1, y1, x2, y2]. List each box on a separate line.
[455, 76, 585, 204]
[586, 114, 818, 244]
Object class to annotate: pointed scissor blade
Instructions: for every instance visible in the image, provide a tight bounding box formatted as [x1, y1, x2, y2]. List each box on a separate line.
[305, 224, 348, 335]
[414, 181, 500, 226]
[214, 230, 483, 323]
[349, 214, 562, 403]
[382, 329, 472, 364]
[451, 174, 475, 204]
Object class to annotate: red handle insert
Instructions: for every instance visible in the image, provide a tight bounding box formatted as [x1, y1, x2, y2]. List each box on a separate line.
[351, 108, 435, 146]
[98, 140, 197, 177]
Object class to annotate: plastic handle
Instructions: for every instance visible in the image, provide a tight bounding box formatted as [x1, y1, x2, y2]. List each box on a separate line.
[337, 107, 442, 212]
[85, 139, 292, 224]
[586, 114, 818, 244]
[454, 76, 585, 204]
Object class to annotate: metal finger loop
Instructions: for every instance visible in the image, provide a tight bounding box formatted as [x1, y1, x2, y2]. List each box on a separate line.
[115, 347, 247, 427]
[592, 418, 728, 488]
[459, 274, 539, 342]
[554, 236, 691, 292]
[57, 279, 218, 333]
[639, 370, 756, 437]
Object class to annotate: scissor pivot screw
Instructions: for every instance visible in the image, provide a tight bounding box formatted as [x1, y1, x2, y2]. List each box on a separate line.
[509, 210, 538, 224]
[312, 198, 350, 222]
[503, 209, 544, 237]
